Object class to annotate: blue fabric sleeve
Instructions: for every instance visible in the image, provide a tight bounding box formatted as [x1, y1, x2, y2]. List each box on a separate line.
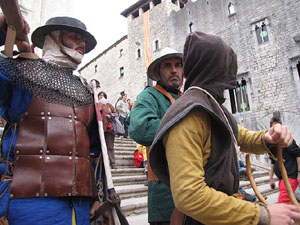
[0, 70, 31, 123]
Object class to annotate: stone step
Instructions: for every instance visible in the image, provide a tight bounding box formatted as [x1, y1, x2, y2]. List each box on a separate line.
[115, 155, 134, 160]
[113, 174, 147, 186]
[112, 167, 145, 176]
[121, 196, 148, 217]
[126, 213, 149, 225]
[114, 146, 136, 151]
[114, 141, 137, 147]
[115, 159, 135, 167]
[240, 176, 278, 189]
[115, 150, 134, 156]
[115, 137, 136, 144]
[115, 184, 148, 199]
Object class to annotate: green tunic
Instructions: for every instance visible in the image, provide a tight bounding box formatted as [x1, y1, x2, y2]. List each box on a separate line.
[128, 85, 179, 222]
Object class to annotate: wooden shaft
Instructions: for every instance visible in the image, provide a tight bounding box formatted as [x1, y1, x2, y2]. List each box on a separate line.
[246, 154, 269, 205]
[0, 0, 31, 52]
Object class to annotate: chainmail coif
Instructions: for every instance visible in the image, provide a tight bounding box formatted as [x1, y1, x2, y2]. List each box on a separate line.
[0, 57, 94, 107]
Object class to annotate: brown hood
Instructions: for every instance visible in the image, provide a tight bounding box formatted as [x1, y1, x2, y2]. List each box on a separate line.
[183, 32, 238, 102]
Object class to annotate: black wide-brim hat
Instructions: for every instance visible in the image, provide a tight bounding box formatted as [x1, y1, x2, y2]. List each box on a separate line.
[31, 16, 97, 53]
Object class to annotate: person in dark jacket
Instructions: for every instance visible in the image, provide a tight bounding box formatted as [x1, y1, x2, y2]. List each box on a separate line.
[269, 115, 300, 204]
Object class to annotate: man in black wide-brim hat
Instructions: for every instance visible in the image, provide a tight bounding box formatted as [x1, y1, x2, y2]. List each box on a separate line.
[0, 16, 106, 224]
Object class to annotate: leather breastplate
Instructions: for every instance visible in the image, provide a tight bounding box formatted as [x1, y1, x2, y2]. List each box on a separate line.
[10, 97, 96, 198]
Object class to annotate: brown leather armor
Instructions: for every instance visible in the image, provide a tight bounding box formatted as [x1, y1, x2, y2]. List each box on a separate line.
[10, 97, 96, 198]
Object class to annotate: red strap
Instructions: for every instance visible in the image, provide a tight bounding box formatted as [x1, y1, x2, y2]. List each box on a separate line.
[153, 85, 176, 104]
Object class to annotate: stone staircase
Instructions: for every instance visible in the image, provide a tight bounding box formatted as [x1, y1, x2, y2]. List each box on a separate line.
[112, 137, 280, 224]
[112, 137, 148, 219]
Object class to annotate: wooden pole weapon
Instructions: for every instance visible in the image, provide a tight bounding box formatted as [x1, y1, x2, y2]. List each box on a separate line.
[90, 80, 129, 225]
[0, 0, 31, 55]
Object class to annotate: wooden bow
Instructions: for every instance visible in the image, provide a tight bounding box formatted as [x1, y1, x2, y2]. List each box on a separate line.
[246, 147, 300, 210]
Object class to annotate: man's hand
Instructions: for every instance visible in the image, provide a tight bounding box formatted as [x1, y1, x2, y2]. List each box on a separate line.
[265, 123, 293, 147]
[297, 173, 300, 183]
[270, 177, 275, 189]
[90, 200, 100, 219]
[268, 203, 300, 225]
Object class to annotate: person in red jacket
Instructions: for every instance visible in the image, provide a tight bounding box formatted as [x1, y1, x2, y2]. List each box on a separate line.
[98, 91, 118, 169]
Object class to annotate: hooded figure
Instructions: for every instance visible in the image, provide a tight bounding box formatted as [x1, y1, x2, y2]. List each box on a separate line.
[0, 16, 104, 225]
[149, 32, 294, 225]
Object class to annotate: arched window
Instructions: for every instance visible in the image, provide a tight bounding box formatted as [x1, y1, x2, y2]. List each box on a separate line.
[189, 22, 194, 33]
[137, 49, 141, 59]
[229, 77, 250, 114]
[228, 2, 235, 15]
[155, 40, 160, 50]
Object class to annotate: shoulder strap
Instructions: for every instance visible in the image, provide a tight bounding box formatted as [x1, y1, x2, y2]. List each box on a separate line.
[153, 85, 175, 104]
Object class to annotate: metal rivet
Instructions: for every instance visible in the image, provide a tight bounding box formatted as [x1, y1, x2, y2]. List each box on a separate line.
[16, 156, 19, 160]
[47, 112, 51, 115]
[68, 193, 72, 196]
[74, 116, 77, 119]
[69, 157, 72, 160]
[36, 193, 39, 197]
[40, 156, 43, 159]
[25, 112, 28, 116]
[47, 157, 50, 160]
[69, 115, 72, 118]
[40, 150, 43, 153]
[41, 112, 44, 115]
[49, 117, 52, 120]
[44, 193, 48, 197]
[16, 150, 20, 154]
[75, 157, 78, 160]
[69, 152, 72, 155]
[46, 150, 50, 154]
[69, 120, 72, 123]
[10, 194, 13, 198]
[42, 117, 45, 120]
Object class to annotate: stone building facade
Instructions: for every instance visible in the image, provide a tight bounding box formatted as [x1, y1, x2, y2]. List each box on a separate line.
[79, 0, 300, 140]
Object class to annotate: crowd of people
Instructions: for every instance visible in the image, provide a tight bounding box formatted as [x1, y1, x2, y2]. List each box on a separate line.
[0, 12, 300, 225]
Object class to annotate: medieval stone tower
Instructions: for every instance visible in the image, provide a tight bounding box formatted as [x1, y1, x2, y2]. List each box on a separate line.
[79, 0, 300, 140]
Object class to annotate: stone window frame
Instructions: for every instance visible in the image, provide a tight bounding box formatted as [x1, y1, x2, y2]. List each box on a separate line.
[153, 39, 160, 51]
[228, 2, 236, 16]
[227, 73, 252, 114]
[289, 56, 300, 100]
[136, 48, 142, 59]
[189, 22, 195, 33]
[251, 18, 270, 45]
[120, 67, 125, 77]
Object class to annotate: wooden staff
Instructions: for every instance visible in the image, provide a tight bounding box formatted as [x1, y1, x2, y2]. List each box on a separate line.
[245, 154, 269, 205]
[90, 80, 129, 225]
[0, 0, 31, 54]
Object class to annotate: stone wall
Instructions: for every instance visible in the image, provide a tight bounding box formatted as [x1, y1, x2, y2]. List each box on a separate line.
[80, 0, 300, 139]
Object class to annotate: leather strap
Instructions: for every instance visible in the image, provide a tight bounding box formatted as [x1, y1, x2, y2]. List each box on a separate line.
[4, 25, 16, 58]
[18, 52, 39, 59]
[153, 85, 176, 104]
[146, 146, 158, 182]
[170, 208, 185, 225]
